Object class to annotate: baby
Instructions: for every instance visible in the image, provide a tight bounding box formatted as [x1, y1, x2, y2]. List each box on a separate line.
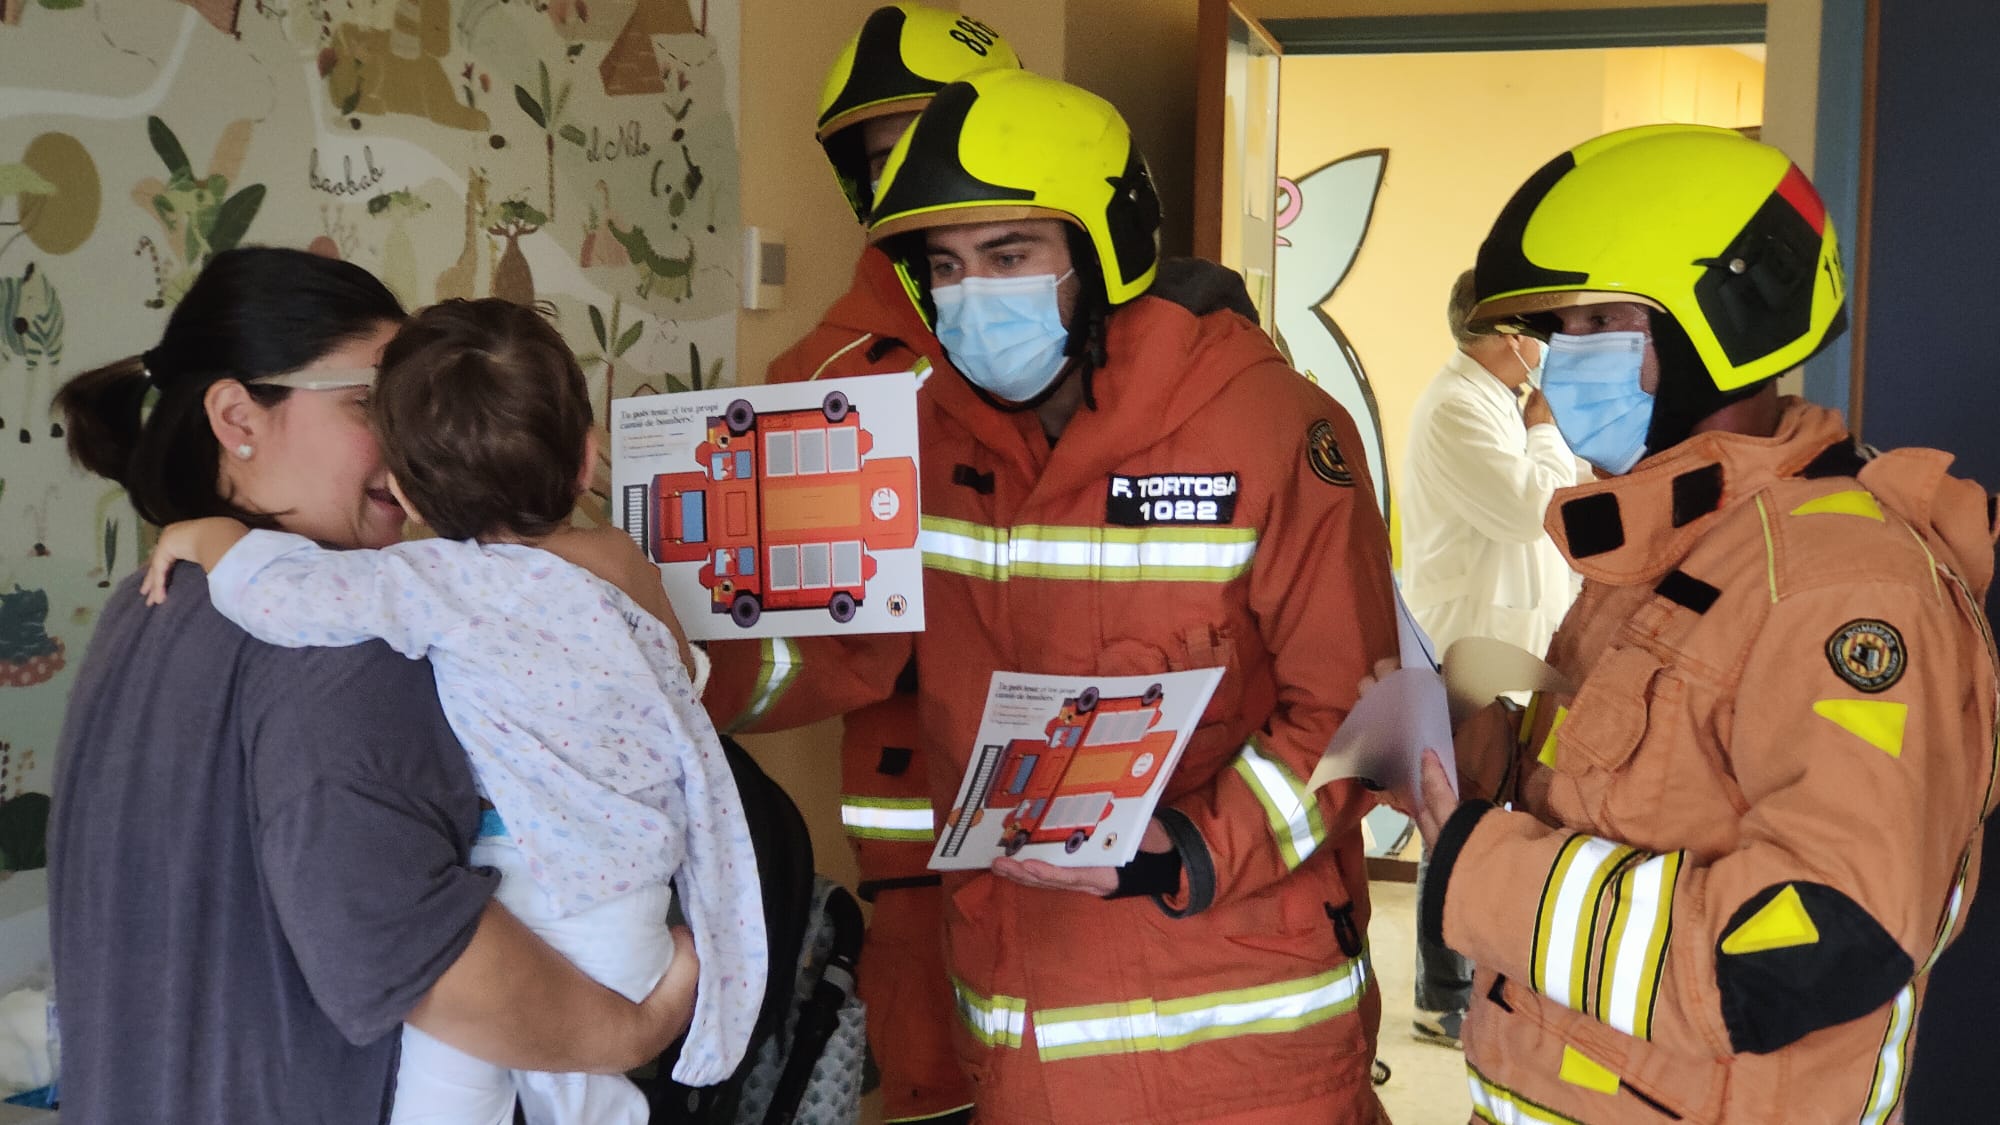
[143, 298, 764, 1125]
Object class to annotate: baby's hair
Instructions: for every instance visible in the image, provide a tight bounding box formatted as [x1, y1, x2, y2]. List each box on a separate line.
[374, 298, 594, 541]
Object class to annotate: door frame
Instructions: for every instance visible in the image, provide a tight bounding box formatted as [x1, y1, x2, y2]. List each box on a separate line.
[1196, 1, 1870, 416]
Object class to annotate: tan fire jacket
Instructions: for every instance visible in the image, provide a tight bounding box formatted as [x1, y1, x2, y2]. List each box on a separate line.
[1431, 399, 1999, 1124]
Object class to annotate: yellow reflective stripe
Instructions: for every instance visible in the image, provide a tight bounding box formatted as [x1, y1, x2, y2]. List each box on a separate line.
[1755, 495, 1779, 603]
[1467, 1063, 1586, 1125]
[1558, 1045, 1621, 1095]
[1531, 836, 1636, 1011]
[1537, 705, 1569, 768]
[1858, 983, 1916, 1125]
[1032, 954, 1370, 1062]
[1924, 856, 1973, 973]
[726, 637, 800, 733]
[1229, 738, 1328, 870]
[806, 332, 874, 381]
[951, 978, 1026, 1049]
[840, 797, 934, 841]
[1790, 489, 1885, 522]
[1517, 692, 1545, 752]
[918, 516, 1258, 584]
[1599, 851, 1684, 1039]
[885, 1105, 973, 1125]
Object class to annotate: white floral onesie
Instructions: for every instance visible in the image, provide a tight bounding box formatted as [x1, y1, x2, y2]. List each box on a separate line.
[206, 530, 765, 1091]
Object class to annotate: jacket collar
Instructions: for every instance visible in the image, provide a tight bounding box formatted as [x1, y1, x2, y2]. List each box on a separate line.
[1444, 349, 1521, 409]
[1544, 397, 1850, 586]
[925, 295, 1286, 497]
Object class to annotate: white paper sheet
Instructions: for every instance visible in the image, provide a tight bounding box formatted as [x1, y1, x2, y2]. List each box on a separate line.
[1307, 667, 1457, 812]
[1441, 636, 1576, 726]
[609, 371, 923, 641]
[931, 668, 1225, 871]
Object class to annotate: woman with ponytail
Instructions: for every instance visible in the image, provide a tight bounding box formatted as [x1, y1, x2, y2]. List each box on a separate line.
[45, 247, 695, 1125]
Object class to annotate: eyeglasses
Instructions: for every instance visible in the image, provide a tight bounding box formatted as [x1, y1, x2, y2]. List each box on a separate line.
[254, 366, 378, 391]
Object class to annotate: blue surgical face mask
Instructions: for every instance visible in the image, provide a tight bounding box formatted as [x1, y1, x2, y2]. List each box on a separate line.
[933, 270, 1075, 403]
[1541, 330, 1654, 475]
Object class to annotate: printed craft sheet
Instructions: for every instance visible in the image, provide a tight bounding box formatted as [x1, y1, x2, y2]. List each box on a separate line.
[932, 668, 1225, 871]
[612, 372, 923, 641]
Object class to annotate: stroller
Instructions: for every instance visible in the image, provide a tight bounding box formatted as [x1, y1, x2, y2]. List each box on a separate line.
[637, 736, 869, 1125]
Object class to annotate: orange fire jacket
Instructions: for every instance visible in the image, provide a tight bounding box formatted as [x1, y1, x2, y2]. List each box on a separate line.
[761, 245, 969, 1122]
[1433, 400, 1999, 1124]
[710, 287, 1400, 1123]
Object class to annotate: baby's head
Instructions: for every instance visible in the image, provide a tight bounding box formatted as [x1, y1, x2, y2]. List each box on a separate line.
[374, 298, 594, 542]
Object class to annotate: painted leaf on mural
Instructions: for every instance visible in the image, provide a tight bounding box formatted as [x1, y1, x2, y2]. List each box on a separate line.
[146, 116, 191, 180]
[209, 185, 266, 256]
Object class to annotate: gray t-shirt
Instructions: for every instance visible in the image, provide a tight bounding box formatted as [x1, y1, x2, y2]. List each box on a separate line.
[48, 567, 497, 1123]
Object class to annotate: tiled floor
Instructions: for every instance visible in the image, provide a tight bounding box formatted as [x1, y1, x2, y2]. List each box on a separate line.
[1369, 879, 1476, 1125]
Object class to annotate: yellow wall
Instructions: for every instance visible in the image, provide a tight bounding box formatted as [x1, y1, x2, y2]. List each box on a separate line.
[1276, 45, 1764, 517]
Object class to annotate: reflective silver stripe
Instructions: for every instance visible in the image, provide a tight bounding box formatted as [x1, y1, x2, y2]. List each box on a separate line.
[1467, 1064, 1584, 1125]
[1533, 836, 1633, 1012]
[840, 798, 934, 840]
[1230, 740, 1327, 870]
[951, 978, 1026, 1049]
[1032, 954, 1369, 1061]
[727, 637, 799, 732]
[918, 517, 1258, 583]
[1858, 984, 1916, 1125]
[1598, 850, 1681, 1039]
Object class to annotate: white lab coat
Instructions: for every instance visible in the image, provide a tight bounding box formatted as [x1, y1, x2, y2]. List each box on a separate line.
[1398, 350, 1579, 661]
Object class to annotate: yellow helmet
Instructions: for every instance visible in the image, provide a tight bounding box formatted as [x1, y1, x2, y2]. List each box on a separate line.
[1474, 124, 1847, 391]
[867, 69, 1161, 306]
[816, 4, 1021, 219]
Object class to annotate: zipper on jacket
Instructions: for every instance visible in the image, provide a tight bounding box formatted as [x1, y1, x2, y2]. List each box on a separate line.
[1325, 902, 1363, 958]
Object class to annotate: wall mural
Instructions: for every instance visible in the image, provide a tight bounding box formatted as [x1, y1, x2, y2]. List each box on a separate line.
[1272, 150, 1411, 861]
[0, 0, 743, 851]
[1273, 150, 1388, 520]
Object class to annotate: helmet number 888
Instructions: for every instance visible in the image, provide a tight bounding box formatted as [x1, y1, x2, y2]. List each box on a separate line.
[951, 18, 999, 55]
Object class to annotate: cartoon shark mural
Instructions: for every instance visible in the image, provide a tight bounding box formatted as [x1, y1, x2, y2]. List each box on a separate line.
[1273, 149, 1388, 517]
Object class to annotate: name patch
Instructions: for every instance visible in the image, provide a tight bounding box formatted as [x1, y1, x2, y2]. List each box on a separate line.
[1106, 472, 1240, 525]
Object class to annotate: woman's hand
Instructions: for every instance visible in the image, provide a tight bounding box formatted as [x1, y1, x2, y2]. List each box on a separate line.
[630, 925, 702, 1061]
[141, 517, 251, 605]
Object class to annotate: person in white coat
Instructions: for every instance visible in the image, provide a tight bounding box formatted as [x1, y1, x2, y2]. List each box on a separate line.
[1398, 268, 1580, 1047]
[1400, 269, 1580, 660]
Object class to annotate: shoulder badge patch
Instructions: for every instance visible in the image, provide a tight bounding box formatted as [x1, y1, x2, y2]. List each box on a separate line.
[1307, 419, 1353, 487]
[1825, 619, 1906, 693]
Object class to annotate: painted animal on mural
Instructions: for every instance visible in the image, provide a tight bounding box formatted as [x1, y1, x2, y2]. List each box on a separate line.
[1273, 150, 1389, 517]
[321, 0, 493, 132]
[0, 261, 64, 444]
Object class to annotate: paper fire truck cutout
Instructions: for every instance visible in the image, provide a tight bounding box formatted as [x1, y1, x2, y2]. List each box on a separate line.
[940, 683, 1175, 862]
[627, 389, 919, 629]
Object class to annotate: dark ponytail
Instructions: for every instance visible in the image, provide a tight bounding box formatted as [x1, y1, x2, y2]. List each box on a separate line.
[54, 246, 404, 526]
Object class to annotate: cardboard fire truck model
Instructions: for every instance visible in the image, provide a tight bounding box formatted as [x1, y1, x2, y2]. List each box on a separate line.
[982, 684, 1175, 856]
[628, 390, 919, 627]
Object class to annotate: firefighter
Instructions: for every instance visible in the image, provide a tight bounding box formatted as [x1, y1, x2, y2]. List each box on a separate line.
[759, 8, 1020, 1123]
[707, 70, 1399, 1122]
[1411, 124, 2000, 1124]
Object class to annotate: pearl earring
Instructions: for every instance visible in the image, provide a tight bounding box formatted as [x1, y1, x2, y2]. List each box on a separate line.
[235, 444, 254, 460]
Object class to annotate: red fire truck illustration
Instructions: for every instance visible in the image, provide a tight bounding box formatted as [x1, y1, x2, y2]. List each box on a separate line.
[982, 684, 1174, 856]
[623, 390, 919, 627]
